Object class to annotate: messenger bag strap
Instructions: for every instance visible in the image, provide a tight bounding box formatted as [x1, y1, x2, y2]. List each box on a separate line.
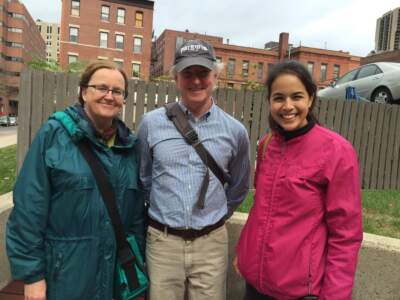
[77, 139, 140, 291]
[164, 102, 230, 209]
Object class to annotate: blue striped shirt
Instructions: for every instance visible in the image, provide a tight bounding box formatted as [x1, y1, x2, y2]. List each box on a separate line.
[137, 101, 250, 229]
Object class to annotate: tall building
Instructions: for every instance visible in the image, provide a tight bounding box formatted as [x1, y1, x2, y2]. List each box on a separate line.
[151, 30, 360, 89]
[375, 7, 400, 53]
[36, 19, 60, 62]
[0, 0, 46, 116]
[60, 0, 154, 80]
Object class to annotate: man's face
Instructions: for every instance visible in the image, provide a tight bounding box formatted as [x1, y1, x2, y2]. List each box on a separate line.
[175, 65, 217, 107]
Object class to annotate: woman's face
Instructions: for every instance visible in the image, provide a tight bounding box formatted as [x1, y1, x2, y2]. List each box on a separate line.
[269, 74, 313, 131]
[82, 68, 125, 126]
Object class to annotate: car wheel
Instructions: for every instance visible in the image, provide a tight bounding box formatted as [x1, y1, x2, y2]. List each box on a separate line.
[371, 87, 393, 104]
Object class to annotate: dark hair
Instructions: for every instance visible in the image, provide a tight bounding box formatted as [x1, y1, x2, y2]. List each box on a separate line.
[265, 60, 318, 129]
[78, 60, 129, 105]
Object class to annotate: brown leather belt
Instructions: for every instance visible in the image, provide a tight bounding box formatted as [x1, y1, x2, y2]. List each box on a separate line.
[148, 218, 225, 241]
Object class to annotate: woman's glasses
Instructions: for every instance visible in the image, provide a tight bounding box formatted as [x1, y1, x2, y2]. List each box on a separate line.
[85, 84, 127, 99]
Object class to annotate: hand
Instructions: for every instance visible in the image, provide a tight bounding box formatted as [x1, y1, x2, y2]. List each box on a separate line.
[24, 279, 46, 300]
[233, 256, 242, 278]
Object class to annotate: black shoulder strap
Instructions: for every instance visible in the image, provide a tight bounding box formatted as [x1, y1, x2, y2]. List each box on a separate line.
[165, 102, 230, 209]
[77, 139, 140, 290]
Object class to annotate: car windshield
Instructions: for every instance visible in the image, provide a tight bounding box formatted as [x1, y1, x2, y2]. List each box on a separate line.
[335, 69, 359, 85]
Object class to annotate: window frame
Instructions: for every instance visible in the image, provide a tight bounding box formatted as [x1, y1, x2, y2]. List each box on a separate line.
[71, 0, 80, 17]
[133, 37, 142, 53]
[117, 8, 125, 24]
[99, 31, 108, 48]
[132, 62, 141, 78]
[101, 5, 110, 21]
[115, 34, 124, 50]
[135, 11, 143, 27]
[69, 27, 79, 43]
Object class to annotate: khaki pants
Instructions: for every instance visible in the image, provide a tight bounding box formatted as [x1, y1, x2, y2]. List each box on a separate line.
[146, 224, 228, 300]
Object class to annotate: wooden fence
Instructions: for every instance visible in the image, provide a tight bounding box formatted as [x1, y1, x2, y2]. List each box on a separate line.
[16, 69, 400, 190]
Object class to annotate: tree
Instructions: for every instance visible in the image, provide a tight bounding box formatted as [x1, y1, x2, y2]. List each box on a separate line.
[27, 57, 60, 72]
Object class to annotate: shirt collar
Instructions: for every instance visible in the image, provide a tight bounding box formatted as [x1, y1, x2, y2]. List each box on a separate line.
[178, 99, 214, 121]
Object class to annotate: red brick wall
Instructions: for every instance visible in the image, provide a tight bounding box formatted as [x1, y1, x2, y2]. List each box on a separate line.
[60, 0, 154, 80]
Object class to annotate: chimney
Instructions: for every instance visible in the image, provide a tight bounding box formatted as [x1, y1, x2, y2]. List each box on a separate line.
[278, 32, 289, 61]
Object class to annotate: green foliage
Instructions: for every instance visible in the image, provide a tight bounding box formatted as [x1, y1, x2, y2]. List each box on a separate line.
[152, 74, 174, 82]
[66, 60, 89, 74]
[27, 57, 60, 72]
[241, 80, 264, 92]
[26, 57, 88, 74]
[0, 145, 16, 195]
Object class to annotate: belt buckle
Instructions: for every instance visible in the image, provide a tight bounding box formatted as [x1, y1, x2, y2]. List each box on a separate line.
[182, 230, 197, 241]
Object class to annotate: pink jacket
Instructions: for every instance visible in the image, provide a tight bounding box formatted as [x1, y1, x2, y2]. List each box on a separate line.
[236, 125, 363, 300]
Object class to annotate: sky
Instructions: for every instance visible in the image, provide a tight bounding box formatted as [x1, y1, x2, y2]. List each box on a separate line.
[22, 0, 400, 57]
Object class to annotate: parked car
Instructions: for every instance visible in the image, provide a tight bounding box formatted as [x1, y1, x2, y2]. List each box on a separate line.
[8, 116, 17, 126]
[318, 62, 400, 104]
[0, 115, 10, 126]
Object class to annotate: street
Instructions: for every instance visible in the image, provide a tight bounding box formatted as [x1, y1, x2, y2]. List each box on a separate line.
[0, 126, 17, 149]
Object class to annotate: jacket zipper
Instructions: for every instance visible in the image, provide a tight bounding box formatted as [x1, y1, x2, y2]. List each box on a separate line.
[53, 253, 63, 280]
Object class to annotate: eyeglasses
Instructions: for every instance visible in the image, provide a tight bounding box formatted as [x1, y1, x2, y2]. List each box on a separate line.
[85, 84, 127, 99]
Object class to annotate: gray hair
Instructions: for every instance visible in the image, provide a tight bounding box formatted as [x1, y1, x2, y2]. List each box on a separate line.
[169, 62, 225, 79]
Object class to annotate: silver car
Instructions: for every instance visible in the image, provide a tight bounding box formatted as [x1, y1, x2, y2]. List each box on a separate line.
[318, 62, 400, 104]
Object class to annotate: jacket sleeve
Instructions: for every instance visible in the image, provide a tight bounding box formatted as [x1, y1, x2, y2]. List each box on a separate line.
[225, 127, 250, 217]
[319, 142, 363, 300]
[6, 125, 52, 284]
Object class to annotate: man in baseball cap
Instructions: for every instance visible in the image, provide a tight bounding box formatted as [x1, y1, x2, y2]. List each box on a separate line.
[138, 39, 250, 299]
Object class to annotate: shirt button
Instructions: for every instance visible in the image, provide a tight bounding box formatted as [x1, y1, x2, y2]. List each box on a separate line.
[188, 185, 191, 190]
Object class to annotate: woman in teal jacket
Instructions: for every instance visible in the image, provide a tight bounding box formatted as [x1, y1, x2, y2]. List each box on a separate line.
[6, 61, 145, 300]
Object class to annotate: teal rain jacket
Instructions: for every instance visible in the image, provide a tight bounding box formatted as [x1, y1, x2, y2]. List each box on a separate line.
[6, 104, 145, 300]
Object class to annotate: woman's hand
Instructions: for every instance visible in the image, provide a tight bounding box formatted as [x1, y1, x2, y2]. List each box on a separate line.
[24, 279, 46, 300]
[233, 256, 242, 278]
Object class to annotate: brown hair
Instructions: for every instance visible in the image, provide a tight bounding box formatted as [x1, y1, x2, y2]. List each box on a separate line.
[78, 60, 129, 105]
[265, 60, 319, 129]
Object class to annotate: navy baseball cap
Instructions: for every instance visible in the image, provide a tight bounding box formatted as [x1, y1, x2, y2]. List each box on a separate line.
[174, 40, 217, 72]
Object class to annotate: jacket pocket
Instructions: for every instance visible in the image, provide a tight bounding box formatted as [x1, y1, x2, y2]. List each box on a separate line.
[45, 237, 100, 300]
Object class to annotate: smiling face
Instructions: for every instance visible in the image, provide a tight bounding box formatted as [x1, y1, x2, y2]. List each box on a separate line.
[81, 68, 125, 129]
[269, 74, 313, 131]
[175, 65, 217, 115]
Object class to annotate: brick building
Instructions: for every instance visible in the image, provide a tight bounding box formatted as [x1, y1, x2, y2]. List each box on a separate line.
[36, 19, 60, 62]
[60, 0, 154, 80]
[151, 30, 361, 89]
[0, 0, 45, 116]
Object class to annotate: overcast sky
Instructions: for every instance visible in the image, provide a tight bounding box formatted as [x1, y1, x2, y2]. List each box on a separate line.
[22, 0, 400, 57]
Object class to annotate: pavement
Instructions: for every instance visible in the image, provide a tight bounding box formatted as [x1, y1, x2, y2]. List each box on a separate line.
[0, 126, 17, 149]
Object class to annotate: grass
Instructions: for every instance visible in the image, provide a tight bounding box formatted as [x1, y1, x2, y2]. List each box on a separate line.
[1, 145, 399, 238]
[238, 190, 400, 239]
[0, 145, 16, 195]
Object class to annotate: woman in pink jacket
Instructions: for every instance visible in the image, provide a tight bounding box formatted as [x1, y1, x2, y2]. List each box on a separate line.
[235, 61, 363, 300]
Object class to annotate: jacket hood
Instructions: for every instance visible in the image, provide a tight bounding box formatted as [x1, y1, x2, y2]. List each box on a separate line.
[50, 104, 137, 148]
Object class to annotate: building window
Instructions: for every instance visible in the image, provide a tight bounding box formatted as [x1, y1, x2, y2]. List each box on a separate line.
[267, 63, 274, 76]
[307, 62, 314, 76]
[216, 57, 222, 64]
[132, 63, 141, 78]
[242, 60, 249, 77]
[114, 60, 123, 68]
[117, 8, 125, 24]
[135, 11, 143, 27]
[176, 36, 184, 50]
[333, 64, 340, 80]
[227, 82, 234, 89]
[101, 5, 110, 21]
[71, 0, 80, 16]
[7, 27, 22, 33]
[115, 34, 124, 50]
[257, 62, 263, 80]
[100, 32, 108, 48]
[69, 27, 79, 43]
[47, 26, 52, 34]
[68, 55, 78, 64]
[227, 59, 236, 79]
[320, 63, 327, 81]
[133, 37, 142, 53]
